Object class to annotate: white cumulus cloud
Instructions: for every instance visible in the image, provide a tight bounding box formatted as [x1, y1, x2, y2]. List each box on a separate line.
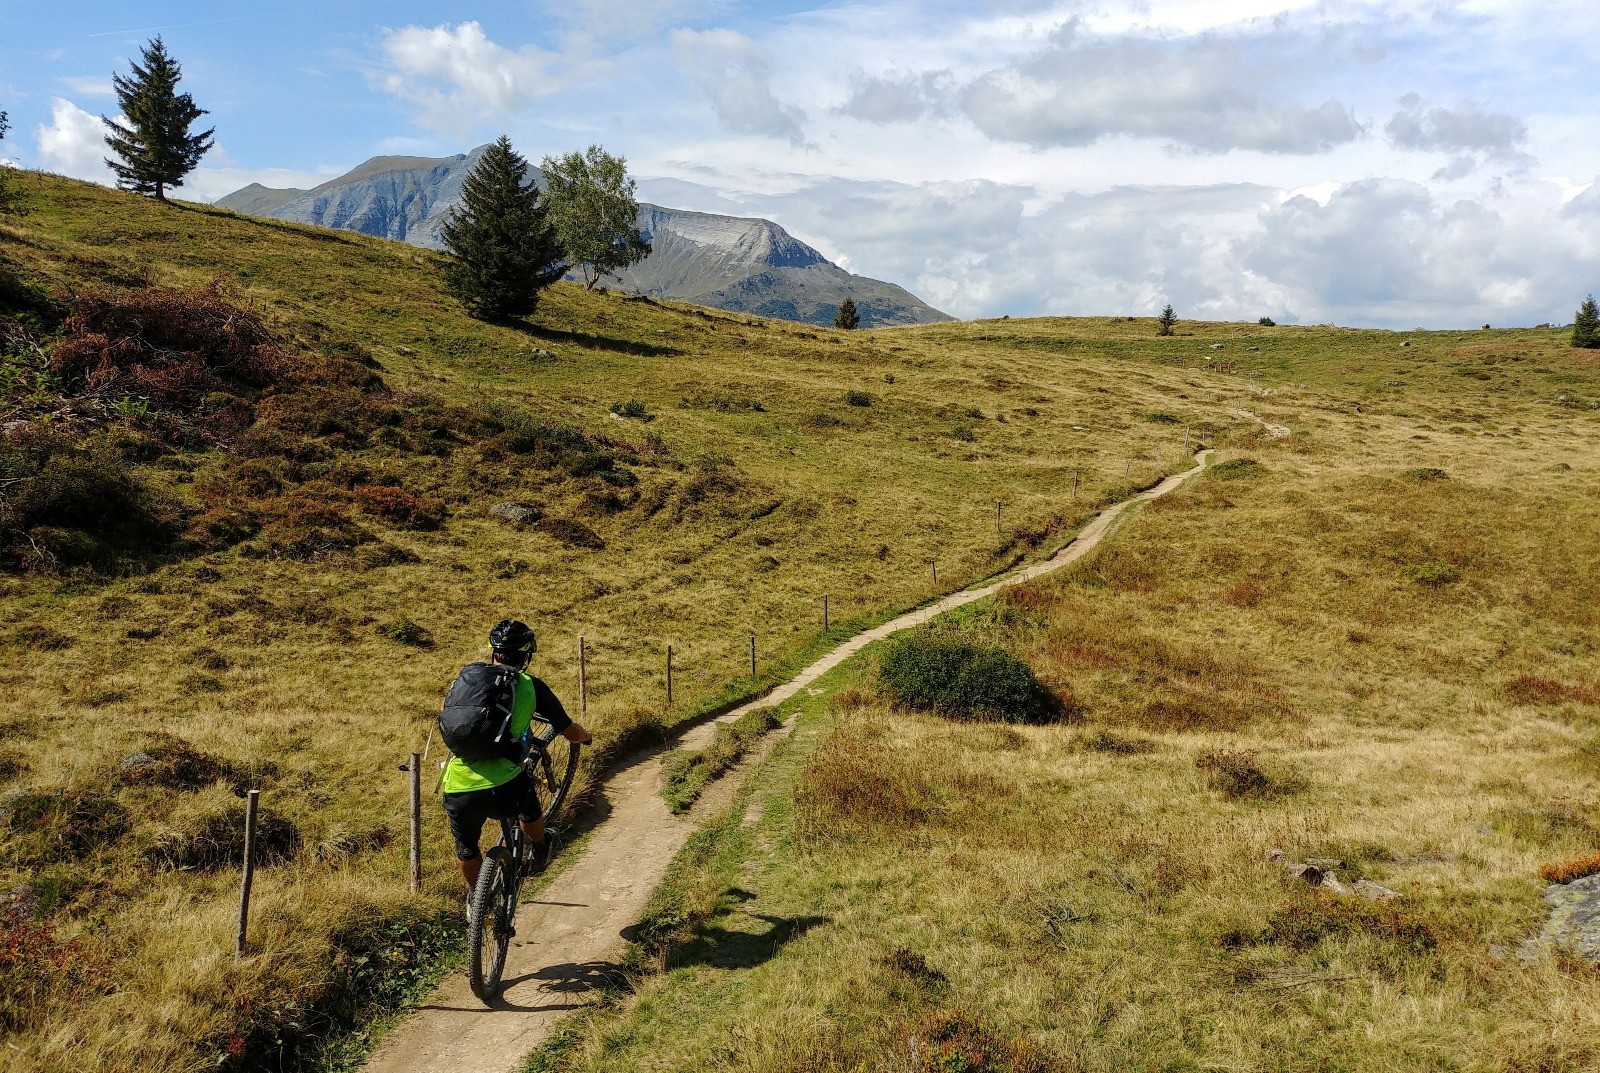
[36, 98, 113, 183]
[375, 21, 574, 133]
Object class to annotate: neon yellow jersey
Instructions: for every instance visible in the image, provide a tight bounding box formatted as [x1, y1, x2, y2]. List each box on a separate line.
[440, 670, 537, 794]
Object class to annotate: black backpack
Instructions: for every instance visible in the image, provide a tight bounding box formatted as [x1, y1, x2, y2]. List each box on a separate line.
[439, 663, 521, 761]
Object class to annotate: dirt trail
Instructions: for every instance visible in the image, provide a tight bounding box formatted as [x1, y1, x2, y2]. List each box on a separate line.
[362, 451, 1214, 1073]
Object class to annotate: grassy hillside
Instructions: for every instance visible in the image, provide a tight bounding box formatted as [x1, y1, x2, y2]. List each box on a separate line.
[530, 331, 1600, 1070]
[3, 170, 1598, 1072]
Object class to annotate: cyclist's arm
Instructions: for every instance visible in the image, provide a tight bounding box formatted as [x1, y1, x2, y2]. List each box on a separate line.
[531, 677, 592, 744]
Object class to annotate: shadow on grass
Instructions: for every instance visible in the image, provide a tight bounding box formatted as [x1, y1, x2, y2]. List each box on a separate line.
[651, 887, 831, 971]
[511, 320, 682, 358]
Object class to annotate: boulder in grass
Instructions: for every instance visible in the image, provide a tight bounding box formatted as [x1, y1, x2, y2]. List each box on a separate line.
[490, 503, 540, 527]
[1520, 874, 1600, 964]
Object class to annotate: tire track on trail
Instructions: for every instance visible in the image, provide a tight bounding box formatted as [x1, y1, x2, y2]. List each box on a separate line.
[362, 450, 1215, 1073]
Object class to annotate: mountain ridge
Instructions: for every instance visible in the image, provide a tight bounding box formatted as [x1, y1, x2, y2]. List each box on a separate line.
[217, 149, 951, 329]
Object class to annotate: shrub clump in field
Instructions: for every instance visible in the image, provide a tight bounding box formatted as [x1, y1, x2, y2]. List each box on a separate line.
[1195, 748, 1283, 799]
[47, 281, 285, 442]
[1210, 457, 1262, 480]
[0, 427, 180, 573]
[609, 399, 654, 421]
[1540, 854, 1600, 884]
[351, 485, 445, 530]
[878, 634, 1065, 724]
[540, 516, 605, 550]
[844, 389, 873, 407]
[900, 1008, 1053, 1073]
[1505, 675, 1600, 707]
[793, 730, 936, 845]
[0, 910, 115, 1034]
[1075, 729, 1156, 755]
[1401, 561, 1460, 586]
[1258, 893, 1437, 956]
[0, 787, 130, 863]
[382, 618, 432, 647]
[145, 800, 301, 871]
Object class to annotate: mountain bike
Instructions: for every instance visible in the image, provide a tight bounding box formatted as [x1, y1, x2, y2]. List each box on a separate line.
[466, 717, 582, 1003]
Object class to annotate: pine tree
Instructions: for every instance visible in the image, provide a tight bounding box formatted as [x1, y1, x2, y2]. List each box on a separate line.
[0, 111, 25, 217]
[1574, 296, 1600, 349]
[834, 296, 861, 330]
[1158, 304, 1177, 336]
[440, 136, 567, 321]
[540, 145, 650, 289]
[102, 38, 213, 202]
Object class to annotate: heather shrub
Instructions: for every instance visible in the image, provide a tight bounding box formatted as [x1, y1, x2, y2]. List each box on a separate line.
[878, 633, 1064, 723]
[0, 426, 178, 572]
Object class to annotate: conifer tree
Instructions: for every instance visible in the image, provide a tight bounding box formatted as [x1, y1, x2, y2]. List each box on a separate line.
[540, 145, 650, 289]
[1158, 304, 1177, 336]
[834, 296, 861, 330]
[102, 38, 213, 202]
[1574, 296, 1600, 349]
[0, 111, 25, 217]
[441, 136, 567, 321]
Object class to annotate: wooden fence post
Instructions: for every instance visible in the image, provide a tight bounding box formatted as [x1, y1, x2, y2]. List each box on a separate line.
[1185, 427, 1190, 453]
[1073, 470, 1079, 499]
[931, 561, 937, 586]
[1124, 460, 1130, 479]
[666, 645, 674, 707]
[823, 594, 830, 633]
[995, 499, 1002, 535]
[578, 635, 587, 717]
[408, 754, 421, 894]
[236, 789, 260, 959]
[749, 633, 756, 677]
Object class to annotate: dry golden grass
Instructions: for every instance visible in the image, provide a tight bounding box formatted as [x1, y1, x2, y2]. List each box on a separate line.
[0, 175, 1290, 1071]
[532, 338, 1600, 1072]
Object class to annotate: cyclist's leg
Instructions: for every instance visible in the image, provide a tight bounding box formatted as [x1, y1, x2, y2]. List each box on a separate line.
[510, 772, 550, 871]
[442, 788, 492, 888]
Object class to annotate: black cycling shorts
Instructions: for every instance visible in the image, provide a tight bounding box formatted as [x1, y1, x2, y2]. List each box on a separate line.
[441, 771, 542, 861]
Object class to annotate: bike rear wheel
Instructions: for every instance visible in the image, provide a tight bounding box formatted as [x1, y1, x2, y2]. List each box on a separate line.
[466, 848, 514, 1002]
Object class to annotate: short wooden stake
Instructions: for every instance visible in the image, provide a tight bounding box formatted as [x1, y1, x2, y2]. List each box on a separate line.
[1184, 427, 1190, 453]
[1072, 470, 1079, 499]
[995, 499, 1002, 534]
[932, 561, 937, 586]
[236, 789, 260, 959]
[823, 594, 830, 633]
[1124, 460, 1130, 479]
[666, 645, 674, 707]
[749, 633, 757, 677]
[578, 635, 587, 717]
[408, 753, 421, 894]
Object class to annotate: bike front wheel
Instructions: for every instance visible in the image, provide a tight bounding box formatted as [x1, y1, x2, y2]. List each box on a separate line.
[466, 848, 513, 1003]
[532, 737, 581, 826]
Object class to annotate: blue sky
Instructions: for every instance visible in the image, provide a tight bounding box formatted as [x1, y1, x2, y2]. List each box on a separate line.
[3, 1, 1599, 327]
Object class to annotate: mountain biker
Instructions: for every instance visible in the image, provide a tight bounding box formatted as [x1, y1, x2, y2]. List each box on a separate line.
[440, 619, 592, 892]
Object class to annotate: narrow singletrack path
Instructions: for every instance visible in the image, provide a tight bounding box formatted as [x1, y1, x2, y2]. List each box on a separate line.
[362, 450, 1214, 1073]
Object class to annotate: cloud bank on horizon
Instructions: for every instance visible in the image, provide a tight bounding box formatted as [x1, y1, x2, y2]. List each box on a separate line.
[8, 0, 1600, 329]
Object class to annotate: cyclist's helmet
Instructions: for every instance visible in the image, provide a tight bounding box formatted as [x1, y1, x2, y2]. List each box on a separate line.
[488, 619, 536, 663]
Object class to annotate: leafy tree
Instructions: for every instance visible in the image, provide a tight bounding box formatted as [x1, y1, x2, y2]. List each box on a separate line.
[1574, 296, 1600, 349]
[834, 296, 861, 330]
[102, 38, 213, 202]
[1158, 304, 1177, 336]
[440, 136, 566, 321]
[0, 110, 25, 216]
[540, 145, 650, 289]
